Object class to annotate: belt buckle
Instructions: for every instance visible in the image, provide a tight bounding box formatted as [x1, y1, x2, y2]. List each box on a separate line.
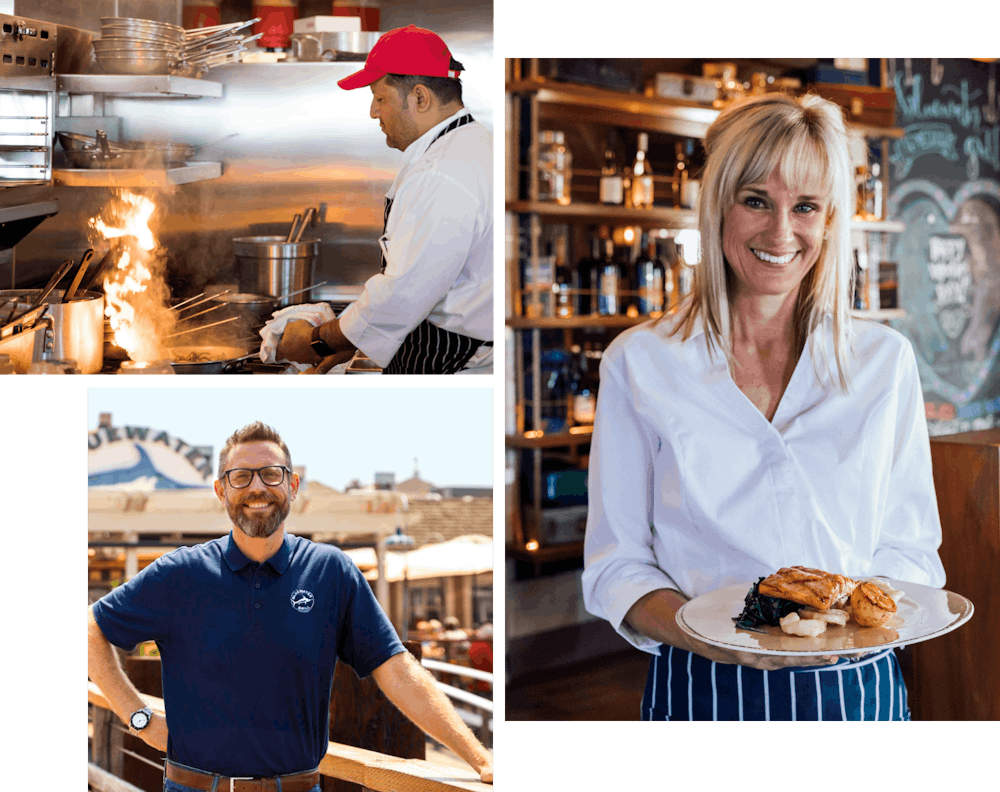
[229, 777, 254, 792]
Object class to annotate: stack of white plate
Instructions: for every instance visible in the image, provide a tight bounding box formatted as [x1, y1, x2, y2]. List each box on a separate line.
[94, 17, 184, 75]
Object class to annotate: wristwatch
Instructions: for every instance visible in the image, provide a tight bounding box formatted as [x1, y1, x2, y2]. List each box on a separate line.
[310, 325, 335, 358]
[129, 706, 153, 734]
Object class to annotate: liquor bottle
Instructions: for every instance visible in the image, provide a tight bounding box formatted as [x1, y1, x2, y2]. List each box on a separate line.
[571, 343, 598, 425]
[636, 233, 666, 315]
[659, 237, 677, 312]
[599, 131, 624, 206]
[674, 139, 699, 209]
[577, 235, 601, 315]
[538, 130, 573, 205]
[553, 235, 576, 318]
[630, 132, 654, 209]
[596, 237, 620, 315]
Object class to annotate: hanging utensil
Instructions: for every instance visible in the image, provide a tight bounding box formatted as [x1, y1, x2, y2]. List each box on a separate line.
[63, 249, 96, 302]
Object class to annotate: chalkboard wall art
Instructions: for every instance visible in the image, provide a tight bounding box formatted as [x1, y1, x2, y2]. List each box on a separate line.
[887, 58, 1000, 435]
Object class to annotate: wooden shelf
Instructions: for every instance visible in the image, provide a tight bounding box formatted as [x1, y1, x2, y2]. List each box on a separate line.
[506, 427, 593, 449]
[507, 541, 585, 564]
[506, 78, 905, 141]
[506, 200, 698, 228]
[506, 314, 654, 330]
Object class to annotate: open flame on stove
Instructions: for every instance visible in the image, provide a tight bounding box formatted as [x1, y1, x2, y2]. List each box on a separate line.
[90, 190, 175, 363]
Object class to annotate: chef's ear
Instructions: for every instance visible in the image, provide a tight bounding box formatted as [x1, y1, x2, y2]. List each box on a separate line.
[411, 83, 432, 112]
[289, 471, 300, 500]
[214, 478, 226, 501]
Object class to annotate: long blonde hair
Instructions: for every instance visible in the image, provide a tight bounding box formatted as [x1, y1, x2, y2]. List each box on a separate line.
[670, 92, 856, 392]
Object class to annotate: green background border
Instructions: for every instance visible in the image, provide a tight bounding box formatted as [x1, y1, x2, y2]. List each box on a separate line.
[495, 0, 1000, 791]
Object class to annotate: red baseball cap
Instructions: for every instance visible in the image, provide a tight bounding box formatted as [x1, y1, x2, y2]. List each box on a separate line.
[337, 25, 462, 90]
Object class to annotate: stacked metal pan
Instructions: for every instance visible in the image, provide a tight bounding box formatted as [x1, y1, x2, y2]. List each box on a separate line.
[93, 17, 184, 75]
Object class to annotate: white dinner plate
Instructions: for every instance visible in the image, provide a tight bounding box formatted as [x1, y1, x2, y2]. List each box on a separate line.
[675, 579, 974, 656]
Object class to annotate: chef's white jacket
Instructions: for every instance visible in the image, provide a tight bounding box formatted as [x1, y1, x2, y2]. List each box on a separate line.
[582, 314, 947, 653]
[338, 109, 493, 368]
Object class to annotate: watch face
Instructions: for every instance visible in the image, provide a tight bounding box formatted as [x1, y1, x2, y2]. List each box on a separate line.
[131, 711, 149, 729]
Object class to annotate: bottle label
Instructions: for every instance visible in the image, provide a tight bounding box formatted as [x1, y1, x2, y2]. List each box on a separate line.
[632, 176, 654, 208]
[573, 393, 596, 424]
[598, 269, 619, 315]
[600, 175, 623, 204]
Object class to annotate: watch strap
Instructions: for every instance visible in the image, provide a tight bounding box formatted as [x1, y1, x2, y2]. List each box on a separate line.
[310, 325, 335, 358]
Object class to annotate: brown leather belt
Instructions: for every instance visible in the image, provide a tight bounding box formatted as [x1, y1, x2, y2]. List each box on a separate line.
[165, 760, 319, 792]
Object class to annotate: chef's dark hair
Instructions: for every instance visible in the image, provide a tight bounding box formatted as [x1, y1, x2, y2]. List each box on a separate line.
[386, 57, 464, 106]
[218, 421, 292, 478]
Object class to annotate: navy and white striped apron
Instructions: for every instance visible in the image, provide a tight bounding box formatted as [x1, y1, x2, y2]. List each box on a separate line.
[380, 113, 490, 375]
[642, 646, 909, 721]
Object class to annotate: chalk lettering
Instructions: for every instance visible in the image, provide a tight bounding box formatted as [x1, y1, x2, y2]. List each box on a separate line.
[964, 126, 1000, 181]
[895, 73, 982, 130]
[891, 123, 959, 179]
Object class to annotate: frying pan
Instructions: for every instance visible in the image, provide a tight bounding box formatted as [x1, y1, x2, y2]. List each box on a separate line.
[167, 344, 257, 374]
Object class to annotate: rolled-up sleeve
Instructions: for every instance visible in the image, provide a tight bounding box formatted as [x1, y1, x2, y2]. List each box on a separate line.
[582, 350, 681, 653]
[338, 167, 482, 367]
[872, 343, 947, 588]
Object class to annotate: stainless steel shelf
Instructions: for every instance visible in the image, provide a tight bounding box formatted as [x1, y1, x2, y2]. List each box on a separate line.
[56, 75, 223, 98]
[53, 161, 221, 187]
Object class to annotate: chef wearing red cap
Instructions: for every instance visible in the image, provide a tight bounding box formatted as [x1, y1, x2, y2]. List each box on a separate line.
[277, 25, 492, 374]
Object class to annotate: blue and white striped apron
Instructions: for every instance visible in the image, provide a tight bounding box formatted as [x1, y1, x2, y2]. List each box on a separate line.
[642, 646, 909, 721]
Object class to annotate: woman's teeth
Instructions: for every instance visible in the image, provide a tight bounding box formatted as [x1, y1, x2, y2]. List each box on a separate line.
[753, 249, 797, 265]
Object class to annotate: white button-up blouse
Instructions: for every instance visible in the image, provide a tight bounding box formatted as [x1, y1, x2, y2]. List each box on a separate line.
[581, 314, 947, 654]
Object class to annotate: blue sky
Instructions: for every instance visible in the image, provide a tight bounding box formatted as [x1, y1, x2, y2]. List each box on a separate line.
[88, 385, 493, 489]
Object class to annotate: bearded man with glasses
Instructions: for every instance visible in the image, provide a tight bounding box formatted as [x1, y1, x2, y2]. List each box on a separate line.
[87, 421, 493, 791]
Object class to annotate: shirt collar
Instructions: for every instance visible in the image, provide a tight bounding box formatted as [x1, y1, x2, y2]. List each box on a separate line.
[223, 530, 292, 574]
[401, 107, 468, 164]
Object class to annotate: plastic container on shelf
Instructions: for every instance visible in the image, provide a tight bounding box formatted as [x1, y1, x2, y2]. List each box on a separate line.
[537, 130, 572, 205]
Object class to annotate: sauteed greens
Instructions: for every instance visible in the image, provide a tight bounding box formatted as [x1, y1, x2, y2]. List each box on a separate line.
[733, 577, 799, 630]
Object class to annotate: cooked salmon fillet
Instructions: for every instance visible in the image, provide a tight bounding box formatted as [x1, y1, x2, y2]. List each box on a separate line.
[757, 566, 857, 610]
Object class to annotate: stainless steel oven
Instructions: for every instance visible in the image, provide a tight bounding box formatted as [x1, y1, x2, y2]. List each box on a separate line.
[1, 12, 59, 270]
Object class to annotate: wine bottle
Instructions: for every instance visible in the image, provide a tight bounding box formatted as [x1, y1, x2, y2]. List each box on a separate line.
[597, 238, 619, 315]
[630, 132, 654, 209]
[636, 234, 666, 315]
[599, 131, 624, 206]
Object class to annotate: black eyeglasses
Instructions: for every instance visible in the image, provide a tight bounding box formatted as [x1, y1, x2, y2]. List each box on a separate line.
[221, 466, 290, 489]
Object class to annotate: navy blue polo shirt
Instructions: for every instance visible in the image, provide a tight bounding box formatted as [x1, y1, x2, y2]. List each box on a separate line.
[92, 532, 405, 778]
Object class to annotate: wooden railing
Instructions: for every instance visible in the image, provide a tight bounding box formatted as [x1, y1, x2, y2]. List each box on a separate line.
[88, 683, 492, 792]
[420, 659, 493, 743]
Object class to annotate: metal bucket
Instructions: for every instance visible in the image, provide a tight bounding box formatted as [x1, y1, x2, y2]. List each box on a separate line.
[233, 236, 318, 308]
[0, 289, 105, 374]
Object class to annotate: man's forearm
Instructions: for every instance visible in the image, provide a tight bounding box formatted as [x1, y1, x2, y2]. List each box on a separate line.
[87, 606, 149, 723]
[373, 653, 491, 773]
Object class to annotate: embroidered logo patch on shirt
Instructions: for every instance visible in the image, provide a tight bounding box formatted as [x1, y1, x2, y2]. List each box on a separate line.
[290, 589, 315, 612]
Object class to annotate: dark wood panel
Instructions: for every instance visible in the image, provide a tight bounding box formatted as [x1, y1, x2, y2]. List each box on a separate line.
[904, 431, 1000, 719]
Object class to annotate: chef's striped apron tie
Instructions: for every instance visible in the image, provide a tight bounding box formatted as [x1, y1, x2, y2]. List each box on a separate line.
[380, 113, 490, 375]
[641, 645, 910, 721]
